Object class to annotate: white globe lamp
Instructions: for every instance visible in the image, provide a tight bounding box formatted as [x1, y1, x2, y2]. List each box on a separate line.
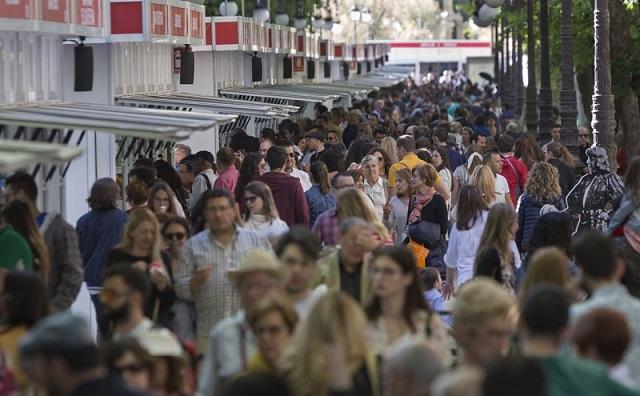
[219, 1, 238, 16]
[478, 4, 500, 20]
[275, 13, 289, 25]
[253, 5, 270, 22]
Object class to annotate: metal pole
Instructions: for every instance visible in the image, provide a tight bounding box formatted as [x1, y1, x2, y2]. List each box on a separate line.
[590, 0, 616, 158]
[538, 0, 554, 142]
[525, 0, 538, 133]
[560, 0, 579, 158]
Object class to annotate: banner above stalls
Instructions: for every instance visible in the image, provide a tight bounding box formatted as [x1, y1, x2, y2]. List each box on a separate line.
[110, 0, 205, 45]
[0, 0, 107, 36]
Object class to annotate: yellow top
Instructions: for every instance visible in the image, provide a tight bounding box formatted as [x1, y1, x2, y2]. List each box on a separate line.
[0, 325, 28, 386]
[388, 153, 426, 188]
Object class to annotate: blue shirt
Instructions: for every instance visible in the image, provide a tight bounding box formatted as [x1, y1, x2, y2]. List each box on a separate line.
[76, 208, 128, 288]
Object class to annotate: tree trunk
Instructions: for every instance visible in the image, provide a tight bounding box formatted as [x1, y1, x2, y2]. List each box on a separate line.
[609, 0, 640, 158]
[617, 95, 640, 158]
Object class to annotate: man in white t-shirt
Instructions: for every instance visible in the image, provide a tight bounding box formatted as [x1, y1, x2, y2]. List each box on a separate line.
[484, 152, 513, 207]
[275, 227, 326, 319]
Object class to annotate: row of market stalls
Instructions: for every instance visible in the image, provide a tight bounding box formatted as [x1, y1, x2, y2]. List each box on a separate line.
[0, 0, 411, 222]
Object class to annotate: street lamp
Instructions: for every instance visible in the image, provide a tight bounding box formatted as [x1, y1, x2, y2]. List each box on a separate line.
[253, 0, 269, 22]
[350, 5, 361, 21]
[361, 7, 372, 23]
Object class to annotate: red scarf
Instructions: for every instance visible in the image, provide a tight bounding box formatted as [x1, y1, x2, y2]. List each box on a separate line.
[408, 186, 436, 224]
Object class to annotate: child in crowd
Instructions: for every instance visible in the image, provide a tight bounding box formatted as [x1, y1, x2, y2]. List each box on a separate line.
[423, 267, 453, 327]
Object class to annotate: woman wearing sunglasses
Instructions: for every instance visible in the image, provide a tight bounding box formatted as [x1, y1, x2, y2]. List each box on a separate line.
[242, 181, 289, 245]
[162, 217, 195, 343]
[104, 338, 154, 393]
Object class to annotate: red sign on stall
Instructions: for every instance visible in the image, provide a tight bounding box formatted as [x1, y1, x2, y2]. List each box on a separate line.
[151, 3, 168, 35]
[293, 56, 304, 72]
[170, 5, 186, 36]
[41, 0, 68, 23]
[0, 0, 33, 19]
[190, 9, 202, 38]
[76, 0, 101, 27]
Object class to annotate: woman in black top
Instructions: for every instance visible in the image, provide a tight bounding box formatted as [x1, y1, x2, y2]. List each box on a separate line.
[105, 208, 176, 329]
[408, 164, 448, 275]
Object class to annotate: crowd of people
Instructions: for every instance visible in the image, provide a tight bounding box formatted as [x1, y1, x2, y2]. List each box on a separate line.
[1, 72, 640, 396]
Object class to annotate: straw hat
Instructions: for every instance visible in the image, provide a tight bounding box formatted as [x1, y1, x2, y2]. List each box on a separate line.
[227, 249, 284, 283]
[137, 328, 183, 358]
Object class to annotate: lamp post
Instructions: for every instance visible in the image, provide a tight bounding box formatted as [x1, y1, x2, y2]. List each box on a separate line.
[525, 0, 538, 133]
[538, 0, 553, 142]
[590, 0, 616, 158]
[351, 5, 361, 42]
[560, 0, 578, 157]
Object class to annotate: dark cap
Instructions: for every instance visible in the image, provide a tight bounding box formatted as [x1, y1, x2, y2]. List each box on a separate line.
[19, 313, 94, 357]
[305, 130, 326, 142]
[193, 150, 215, 166]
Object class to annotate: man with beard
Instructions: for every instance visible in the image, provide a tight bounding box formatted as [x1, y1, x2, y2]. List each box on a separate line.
[19, 313, 144, 396]
[100, 265, 151, 340]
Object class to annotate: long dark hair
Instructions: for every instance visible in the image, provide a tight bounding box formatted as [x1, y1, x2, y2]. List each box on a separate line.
[309, 161, 331, 194]
[154, 159, 189, 210]
[235, 152, 262, 203]
[365, 247, 430, 332]
[432, 146, 450, 172]
[2, 201, 50, 285]
[457, 185, 488, 231]
[244, 181, 280, 222]
[1, 271, 49, 327]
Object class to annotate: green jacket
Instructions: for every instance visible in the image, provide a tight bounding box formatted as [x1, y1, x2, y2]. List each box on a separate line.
[0, 225, 33, 270]
[313, 249, 372, 304]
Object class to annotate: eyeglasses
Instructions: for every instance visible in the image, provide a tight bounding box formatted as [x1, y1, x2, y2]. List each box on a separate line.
[244, 196, 258, 203]
[165, 232, 186, 241]
[113, 363, 147, 375]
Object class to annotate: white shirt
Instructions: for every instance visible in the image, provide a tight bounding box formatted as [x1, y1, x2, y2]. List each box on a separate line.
[293, 285, 327, 319]
[444, 211, 488, 289]
[364, 176, 387, 220]
[190, 169, 217, 210]
[242, 215, 289, 241]
[289, 167, 312, 192]
[495, 174, 510, 204]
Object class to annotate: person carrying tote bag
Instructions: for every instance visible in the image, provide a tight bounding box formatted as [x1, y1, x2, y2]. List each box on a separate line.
[405, 165, 449, 275]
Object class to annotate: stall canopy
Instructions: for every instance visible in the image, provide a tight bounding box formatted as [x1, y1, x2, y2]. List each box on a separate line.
[0, 103, 236, 141]
[0, 102, 238, 176]
[114, 93, 300, 144]
[0, 140, 82, 175]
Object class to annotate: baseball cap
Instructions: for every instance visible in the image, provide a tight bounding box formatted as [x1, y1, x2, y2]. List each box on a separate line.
[305, 130, 326, 142]
[193, 150, 215, 166]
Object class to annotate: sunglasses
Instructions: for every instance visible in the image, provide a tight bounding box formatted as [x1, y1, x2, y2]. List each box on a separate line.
[165, 232, 186, 241]
[244, 196, 258, 203]
[114, 363, 147, 375]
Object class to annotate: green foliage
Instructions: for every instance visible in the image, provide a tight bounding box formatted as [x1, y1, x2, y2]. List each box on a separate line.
[206, 0, 321, 22]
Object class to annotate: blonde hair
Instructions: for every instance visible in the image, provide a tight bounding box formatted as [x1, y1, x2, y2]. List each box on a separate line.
[519, 247, 571, 302]
[470, 165, 496, 207]
[476, 203, 516, 269]
[119, 208, 163, 262]
[336, 188, 389, 239]
[380, 136, 399, 164]
[279, 291, 369, 396]
[453, 278, 515, 330]
[524, 162, 562, 201]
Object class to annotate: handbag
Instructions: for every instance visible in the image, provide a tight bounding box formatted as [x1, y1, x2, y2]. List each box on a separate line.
[407, 239, 429, 269]
[407, 220, 442, 249]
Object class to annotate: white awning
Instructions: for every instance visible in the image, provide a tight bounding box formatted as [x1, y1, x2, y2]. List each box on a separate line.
[0, 103, 237, 141]
[0, 140, 82, 174]
[115, 93, 298, 119]
[219, 86, 341, 103]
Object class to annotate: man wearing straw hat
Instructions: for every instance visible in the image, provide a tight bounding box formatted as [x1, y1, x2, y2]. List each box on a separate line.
[198, 249, 286, 396]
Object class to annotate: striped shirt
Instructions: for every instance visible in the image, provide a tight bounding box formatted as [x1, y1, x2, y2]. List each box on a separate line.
[175, 227, 272, 350]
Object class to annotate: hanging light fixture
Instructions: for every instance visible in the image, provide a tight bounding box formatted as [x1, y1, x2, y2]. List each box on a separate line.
[219, 0, 239, 16]
[361, 7, 372, 23]
[275, 13, 290, 25]
[253, 0, 270, 22]
[294, 0, 307, 30]
[350, 5, 361, 21]
[324, 16, 333, 30]
[332, 20, 343, 33]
